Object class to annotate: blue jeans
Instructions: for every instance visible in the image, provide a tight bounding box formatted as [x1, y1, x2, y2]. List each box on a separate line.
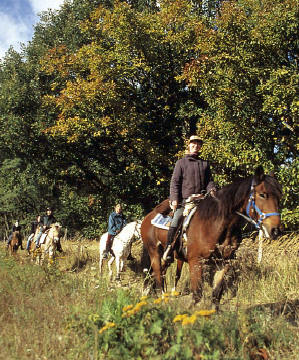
[170, 206, 184, 228]
[26, 233, 34, 250]
[7, 234, 12, 244]
[35, 229, 44, 246]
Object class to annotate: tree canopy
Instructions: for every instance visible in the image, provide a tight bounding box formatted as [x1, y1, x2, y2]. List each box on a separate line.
[0, 0, 297, 237]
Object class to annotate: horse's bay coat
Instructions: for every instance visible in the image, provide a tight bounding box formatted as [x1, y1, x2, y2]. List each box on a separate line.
[141, 167, 282, 307]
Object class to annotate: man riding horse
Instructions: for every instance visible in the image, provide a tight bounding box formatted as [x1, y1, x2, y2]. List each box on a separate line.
[35, 207, 62, 252]
[6, 220, 23, 250]
[163, 135, 216, 262]
[103, 204, 127, 259]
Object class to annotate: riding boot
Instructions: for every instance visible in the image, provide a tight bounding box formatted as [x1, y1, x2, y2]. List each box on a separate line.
[127, 252, 135, 261]
[103, 234, 113, 259]
[162, 227, 177, 262]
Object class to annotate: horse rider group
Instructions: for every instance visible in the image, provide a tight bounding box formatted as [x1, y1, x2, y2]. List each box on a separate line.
[7, 207, 63, 253]
[5, 134, 214, 262]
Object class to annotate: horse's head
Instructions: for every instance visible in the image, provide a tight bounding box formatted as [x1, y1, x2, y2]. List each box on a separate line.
[247, 166, 282, 239]
[50, 222, 62, 243]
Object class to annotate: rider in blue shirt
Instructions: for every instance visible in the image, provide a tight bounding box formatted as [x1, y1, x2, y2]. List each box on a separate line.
[103, 204, 127, 259]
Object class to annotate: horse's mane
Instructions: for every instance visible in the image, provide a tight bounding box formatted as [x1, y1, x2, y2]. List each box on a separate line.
[197, 174, 282, 220]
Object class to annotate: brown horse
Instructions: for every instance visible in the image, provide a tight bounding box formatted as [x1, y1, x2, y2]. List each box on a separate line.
[141, 166, 282, 306]
[7, 231, 23, 255]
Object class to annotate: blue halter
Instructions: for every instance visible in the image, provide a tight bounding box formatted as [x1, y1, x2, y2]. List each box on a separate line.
[246, 183, 280, 229]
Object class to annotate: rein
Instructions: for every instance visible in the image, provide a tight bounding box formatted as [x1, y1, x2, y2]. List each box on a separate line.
[236, 182, 280, 231]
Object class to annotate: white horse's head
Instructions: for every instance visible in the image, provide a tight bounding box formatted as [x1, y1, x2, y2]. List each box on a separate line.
[50, 222, 62, 243]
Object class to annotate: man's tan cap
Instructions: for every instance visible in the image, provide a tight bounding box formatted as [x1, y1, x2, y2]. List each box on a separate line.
[189, 135, 203, 143]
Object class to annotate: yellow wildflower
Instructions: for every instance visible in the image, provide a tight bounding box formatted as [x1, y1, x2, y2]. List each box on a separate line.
[140, 295, 148, 301]
[173, 314, 189, 323]
[122, 304, 133, 312]
[171, 290, 180, 297]
[194, 309, 216, 317]
[98, 322, 116, 334]
[182, 314, 197, 326]
[154, 298, 162, 304]
[122, 310, 136, 318]
[134, 301, 147, 311]
[162, 292, 170, 298]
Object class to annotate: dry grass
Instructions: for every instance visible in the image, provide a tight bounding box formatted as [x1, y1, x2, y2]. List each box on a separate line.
[0, 233, 298, 359]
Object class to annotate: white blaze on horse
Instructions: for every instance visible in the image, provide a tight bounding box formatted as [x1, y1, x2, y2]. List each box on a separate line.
[99, 221, 142, 279]
[35, 223, 62, 265]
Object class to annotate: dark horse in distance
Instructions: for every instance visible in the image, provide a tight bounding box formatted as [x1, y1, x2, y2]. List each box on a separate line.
[7, 231, 23, 255]
[141, 166, 282, 307]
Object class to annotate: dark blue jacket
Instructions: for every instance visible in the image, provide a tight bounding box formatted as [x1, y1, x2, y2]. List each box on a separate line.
[42, 214, 56, 228]
[108, 212, 127, 235]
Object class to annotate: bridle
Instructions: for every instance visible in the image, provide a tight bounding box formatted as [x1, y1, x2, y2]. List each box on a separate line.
[237, 180, 280, 234]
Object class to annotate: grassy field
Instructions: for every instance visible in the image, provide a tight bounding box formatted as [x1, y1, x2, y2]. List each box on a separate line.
[0, 233, 298, 359]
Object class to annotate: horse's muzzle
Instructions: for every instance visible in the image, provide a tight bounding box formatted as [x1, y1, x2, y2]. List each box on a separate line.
[271, 227, 281, 239]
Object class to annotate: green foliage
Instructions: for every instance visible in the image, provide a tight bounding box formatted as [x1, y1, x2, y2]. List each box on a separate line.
[66, 288, 298, 359]
[0, 0, 297, 232]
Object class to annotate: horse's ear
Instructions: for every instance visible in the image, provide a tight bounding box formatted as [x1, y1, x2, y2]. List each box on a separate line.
[253, 166, 265, 185]
[269, 171, 275, 178]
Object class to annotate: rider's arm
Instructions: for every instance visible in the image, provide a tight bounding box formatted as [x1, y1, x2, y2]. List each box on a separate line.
[108, 213, 117, 234]
[169, 160, 183, 209]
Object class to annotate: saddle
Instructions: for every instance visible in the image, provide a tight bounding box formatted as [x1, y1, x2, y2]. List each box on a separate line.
[39, 230, 49, 245]
[151, 195, 203, 256]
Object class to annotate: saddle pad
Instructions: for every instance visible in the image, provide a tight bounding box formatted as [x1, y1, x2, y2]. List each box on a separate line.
[39, 233, 47, 244]
[151, 213, 172, 230]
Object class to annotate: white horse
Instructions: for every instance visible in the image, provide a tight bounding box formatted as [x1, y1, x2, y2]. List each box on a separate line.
[35, 223, 62, 265]
[99, 221, 141, 279]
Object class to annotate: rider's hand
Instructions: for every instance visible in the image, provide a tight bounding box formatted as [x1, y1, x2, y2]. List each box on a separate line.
[210, 189, 216, 198]
[194, 194, 204, 200]
[171, 200, 178, 211]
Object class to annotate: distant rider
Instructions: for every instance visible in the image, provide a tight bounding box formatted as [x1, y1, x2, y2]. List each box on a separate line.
[26, 215, 42, 252]
[103, 204, 127, 259]
[7, 220, 23, 249]
[35, 208, 62, 252]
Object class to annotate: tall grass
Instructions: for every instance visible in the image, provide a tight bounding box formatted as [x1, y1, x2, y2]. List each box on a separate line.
[0, 234, 298, 359]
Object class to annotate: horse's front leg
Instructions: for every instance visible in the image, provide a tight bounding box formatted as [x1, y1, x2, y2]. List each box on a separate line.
[107, 257, 114, 278]
[212, 263, 230, 310]
[149, 248, 164, 293]
[115, 256, 121, 281]
[120, 258, 124, 273]
[173, 259, 184, 292]
[48, 245, 55, 266]
[99, 255, 103, 275]
[189, 258, 203, 303]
